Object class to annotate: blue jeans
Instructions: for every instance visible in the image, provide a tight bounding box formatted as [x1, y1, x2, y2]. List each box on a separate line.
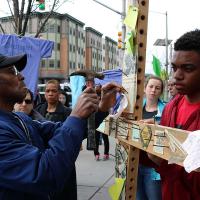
[136, 165, 162, 200]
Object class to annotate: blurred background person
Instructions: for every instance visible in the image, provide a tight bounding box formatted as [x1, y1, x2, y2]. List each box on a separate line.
[137, 75, 165, 200]
[94, 130, 109, 161]
[93, 84, 109, 161]
[36, 79, 71, 122]
[168, 78, 178, 100]
[59, 89, 70, 107]
[14, 89, 44, 120]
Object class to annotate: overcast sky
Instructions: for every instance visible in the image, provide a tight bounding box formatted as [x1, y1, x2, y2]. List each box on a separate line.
[1, 0, 200, 73]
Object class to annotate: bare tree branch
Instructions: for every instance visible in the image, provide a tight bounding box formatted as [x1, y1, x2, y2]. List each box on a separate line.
[18, 0, 26, 34]
[0, 24, 5, 34]
[30, 0, 37, 12]
[12, 0, 20, 33]
[5, 0, 69, 36]
[7, 0, 17, 32]
[21, 0, 33, 35]
[35, 0, 59, 38]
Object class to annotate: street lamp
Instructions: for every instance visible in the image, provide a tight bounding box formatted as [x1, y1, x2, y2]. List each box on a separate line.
[92, 0, 126, 43]
[153, 11, 172, 79]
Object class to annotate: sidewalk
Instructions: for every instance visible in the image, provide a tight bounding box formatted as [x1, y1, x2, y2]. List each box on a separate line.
[76, 137, 116, 200]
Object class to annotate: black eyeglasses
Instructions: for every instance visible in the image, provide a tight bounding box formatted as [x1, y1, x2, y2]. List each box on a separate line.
[23, 99, 32, 104]
[12, 66, 20, 76]
[0, 65, 20, 76]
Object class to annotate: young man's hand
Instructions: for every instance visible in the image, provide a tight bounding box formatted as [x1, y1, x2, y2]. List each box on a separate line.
[98, 82, 122, 112]
[71, 87, 99, 119]
[140, 118, 155, 124]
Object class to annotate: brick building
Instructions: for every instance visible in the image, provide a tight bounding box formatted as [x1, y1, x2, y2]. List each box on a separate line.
[0, 12, 121, 84]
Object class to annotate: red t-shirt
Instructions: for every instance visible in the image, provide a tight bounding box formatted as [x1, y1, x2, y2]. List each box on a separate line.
[176, 96, 200, 128]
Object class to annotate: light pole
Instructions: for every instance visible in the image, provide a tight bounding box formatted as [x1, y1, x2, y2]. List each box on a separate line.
[92, 0, 126, 43]
[153, 11, 172, 79]
[152, 11, 172, 101]
[165, 11, 169, 76]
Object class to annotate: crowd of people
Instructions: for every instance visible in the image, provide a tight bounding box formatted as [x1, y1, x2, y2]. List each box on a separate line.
[0, 28, 200, 200]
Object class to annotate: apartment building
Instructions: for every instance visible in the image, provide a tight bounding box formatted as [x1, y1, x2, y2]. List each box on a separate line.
[0, 11, 120, 83]
[104, 36, 120, 70]
[85, 27, 103, 72]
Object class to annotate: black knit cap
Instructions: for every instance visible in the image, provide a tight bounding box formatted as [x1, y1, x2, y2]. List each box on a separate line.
[0, 54, 27, 71]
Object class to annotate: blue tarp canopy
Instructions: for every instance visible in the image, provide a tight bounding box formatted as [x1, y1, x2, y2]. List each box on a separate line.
[95, 68, 122, 85]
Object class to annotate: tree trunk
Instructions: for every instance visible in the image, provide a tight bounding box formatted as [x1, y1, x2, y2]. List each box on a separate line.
[12, 0, 20, 34]
[6, 0, 63, 37]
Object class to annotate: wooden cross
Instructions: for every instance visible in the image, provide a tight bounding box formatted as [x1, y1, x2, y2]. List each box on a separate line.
[98, 1, 189, 199]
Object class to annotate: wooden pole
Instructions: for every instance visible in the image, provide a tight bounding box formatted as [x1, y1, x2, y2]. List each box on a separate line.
[125, 0, 149, 199]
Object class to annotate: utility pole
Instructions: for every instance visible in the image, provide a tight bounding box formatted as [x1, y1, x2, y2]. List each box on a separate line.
[165, 11, 169, 76]
[92, 0, 126, 43]
[92, 0, 126, 68]
[122, 0, 126, 45]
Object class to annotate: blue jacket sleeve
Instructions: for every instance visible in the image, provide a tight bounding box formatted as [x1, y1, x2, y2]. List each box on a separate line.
[33, 111, 108, 141]
[0, 116, 86, 195]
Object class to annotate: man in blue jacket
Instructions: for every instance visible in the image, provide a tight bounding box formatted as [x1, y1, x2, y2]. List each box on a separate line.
[0, 53, 121, 200]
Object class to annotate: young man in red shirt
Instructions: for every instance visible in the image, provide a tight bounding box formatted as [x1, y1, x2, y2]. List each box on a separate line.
[149, 29, 200, 200]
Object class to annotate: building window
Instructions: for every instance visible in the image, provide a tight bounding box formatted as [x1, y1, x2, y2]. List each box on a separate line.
[49, 60, 54, 68]
[73, 62, 75, 69]
[57, 25, 60, 33]
[41, 60, 45, 68]
[57, 43, 60, 51]
[49, 24, 55, 33]
[73, 45, 75, 52]
[70, 62, 72, 69]
[29, 20, 32, 33]
[57, 61, 60, 68]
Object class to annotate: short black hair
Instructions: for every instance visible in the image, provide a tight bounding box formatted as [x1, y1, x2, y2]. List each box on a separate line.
[174, 29, 200, 53]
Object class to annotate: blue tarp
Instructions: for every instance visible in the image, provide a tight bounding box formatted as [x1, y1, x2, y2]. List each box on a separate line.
[95, 68, 122, 85]
[95, 68, 123, 113]
[70, 68, 122, 108]
[70, 75, 85, 108]
[0, 34, 54, 94]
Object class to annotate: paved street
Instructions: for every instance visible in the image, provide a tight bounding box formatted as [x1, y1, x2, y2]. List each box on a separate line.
[76, 137, 116, 200]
